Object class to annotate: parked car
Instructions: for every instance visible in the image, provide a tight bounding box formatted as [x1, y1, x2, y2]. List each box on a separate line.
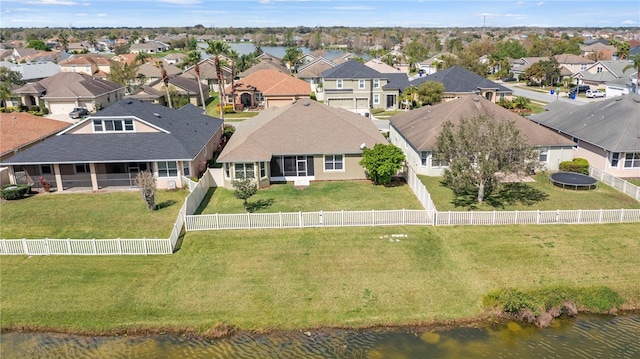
[500, 77, 517, 82]
[570, 85, 590, 94]
[586, 89, 606, 98]
[69, 107, 89, 119]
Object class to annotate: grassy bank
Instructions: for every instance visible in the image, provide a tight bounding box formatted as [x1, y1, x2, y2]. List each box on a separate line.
[2, 224, 638, 334]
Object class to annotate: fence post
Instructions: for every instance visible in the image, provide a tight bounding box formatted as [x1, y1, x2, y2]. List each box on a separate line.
[536, 210, 540, 224]
[247, 212, 251, 229]
[299, 211, 303, 228]
[92, 238, 97, 255]
[118, 238, 122, 255]
[45, 238, 50, 255]
[22, 238, 28, 255]
[279, 212, 283, 228]
[599, 209, 603, 223]
[402, 208, 406, 225]
[492, 211, 496, 225]
[215, 213, 220, 230]
[66, 238, 72, 254]
[470, 211, 474, 225]
[320, 210, 324, 226]
[341, 210, 344, 227]
[620, 208, 624, 223]
[577, 209, 582, 224]
[433, 211, 438, 226]
[514, 210, 518, 224]
[1, 240, 7, 255]
[371, 209, 375, 226]
[448, 211, 451, 225]
[143, 238, 148, 255]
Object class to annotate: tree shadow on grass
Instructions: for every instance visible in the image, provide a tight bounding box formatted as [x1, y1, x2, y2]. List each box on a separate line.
[194, 187, 217, 215]
[156, 199, 177, 210]
[450, 182, 548, 209]
[246, 198, 275, 213]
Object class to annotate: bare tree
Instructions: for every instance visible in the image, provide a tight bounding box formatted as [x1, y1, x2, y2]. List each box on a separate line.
[135, 171, 157, 211]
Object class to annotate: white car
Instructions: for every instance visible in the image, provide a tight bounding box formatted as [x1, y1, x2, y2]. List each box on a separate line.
[586, 90, 606, 98]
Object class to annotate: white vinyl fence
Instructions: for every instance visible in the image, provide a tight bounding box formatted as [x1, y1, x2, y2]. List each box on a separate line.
[590, 166, 640, 201]
[403, 166, 437, 212]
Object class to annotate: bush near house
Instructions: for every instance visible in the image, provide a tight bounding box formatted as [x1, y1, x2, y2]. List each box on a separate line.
[1, 184, 31, 200]
[559, 158, 589, 175]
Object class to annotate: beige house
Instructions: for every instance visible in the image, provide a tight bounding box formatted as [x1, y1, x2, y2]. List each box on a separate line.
[389, 96, 575, 176]
[216, 99, 387, 189]
[58, 55, 113, 78]
[1, 99, 224, 191]
[226, 69, 311, 110]
[12, 72, 125, 116]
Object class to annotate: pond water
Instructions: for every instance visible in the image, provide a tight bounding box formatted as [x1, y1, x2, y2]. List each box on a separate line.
[198, 42, 370, 61]
[2, 315, 638, 358]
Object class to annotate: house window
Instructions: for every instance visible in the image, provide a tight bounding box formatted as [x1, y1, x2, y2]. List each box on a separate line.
[624, 153, 640, 168]
[234, 163, 255, 179]
[539, 147, 549, 162]
[260, 162, 266, 178]
[373, 79, 380, 89]
[572, 137, 579, 150]
[72, 66, 77, 72]
[75, 163, 90, 173]
[41, 164, 52, 174]
[421, 151, 428, 167]
[611, 152, 620, 168]
[596, 67, 603, 73]
[182, 162, 191, 177]
[224, 163, 230, 178]
[358, 79, 365, 89]
[336, 79, 343, 89]
[85, 66, 91, 73]
[93, 119, 134, 132]
[373, 94, 380, 105]
[581, 64, 587, 70]
[499, 93, 505, 100]
[324, 155, 344, 171]
[158, 161, 178, 177]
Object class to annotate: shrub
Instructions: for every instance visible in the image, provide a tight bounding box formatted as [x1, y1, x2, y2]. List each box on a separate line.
[42, 107, 49, 115]
[30, 105, 40, 112]
[215, 104, 235, 114]
[310, 92, 317, 101]
[1, 184, 31, 200]
[37, 176, 51, 192]
[559, 158, 589, 175]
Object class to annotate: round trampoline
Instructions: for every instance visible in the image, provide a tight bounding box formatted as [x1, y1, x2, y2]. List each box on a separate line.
[549, 172, 598, 190]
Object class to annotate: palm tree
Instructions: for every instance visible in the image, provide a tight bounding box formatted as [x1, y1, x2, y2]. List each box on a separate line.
[155, 61, 173, 109]
[623, 54, 640, 94]
[282, 47, 303, 74]
[205, 40, 231, 120]
[183, 50, 205, 110]
[135, 51, 151, 64]
[58, 31, 69, 52]
[227, 49, 239, 112]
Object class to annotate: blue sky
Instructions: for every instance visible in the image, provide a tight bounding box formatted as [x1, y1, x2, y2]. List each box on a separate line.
[1, 0, 638, 28]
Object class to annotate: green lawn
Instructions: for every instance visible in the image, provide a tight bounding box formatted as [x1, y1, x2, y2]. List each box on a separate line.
[420, 173, 640, 211]
[2, 224, 638, 333]
[0, 190, 188, 239]
[197, 180, 424, 214]
[628, 179, 640, 186]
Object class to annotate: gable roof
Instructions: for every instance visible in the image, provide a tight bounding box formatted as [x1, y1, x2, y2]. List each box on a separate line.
[365, 58, 401, 74]
[182, 58, 232, 80]
[390, 95, 574, 151]
[218, 99, 387, 162]
[322, 59, 383, 79]
[0, 113, 70, 157]
[528, 94, 640, 152]
[59, 54, 112, 67]
[410, 66, 512, 94]
[238, 60, 289, 78]
[136, 62, 182, 78]
[13, 72, 123, 98]
[297, 57, 336, 78]
[227, 69, 310, 96]
[382, 73, 410, 92]
[1, 100, 223, 165]
[7, 61, 60, 81]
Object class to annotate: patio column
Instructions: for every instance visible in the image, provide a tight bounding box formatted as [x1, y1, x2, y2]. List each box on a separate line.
[53, 164, 63, 192]
[89, 163, 98, 191]
[7, 166, 16, 184]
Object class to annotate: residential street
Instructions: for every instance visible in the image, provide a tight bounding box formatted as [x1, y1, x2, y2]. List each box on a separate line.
[501, 83, 590, 106]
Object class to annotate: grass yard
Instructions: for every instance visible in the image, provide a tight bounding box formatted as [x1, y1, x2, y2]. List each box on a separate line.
[0, 190, 188, 239]
[196, 180, 424, 214]
[1, 224, 638, 333]
[420, 173, 640, 211]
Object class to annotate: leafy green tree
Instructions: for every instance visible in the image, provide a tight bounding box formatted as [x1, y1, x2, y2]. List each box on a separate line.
[416, 80, 445, 106]
[107, 61, 140, 93]
[359, 143, 406, 185]
[281, 46, 303, 73]
[232, 176, 257, 211]
[524, 57, 560, 86]
[434, 114, 538, 203]
[496, 39, 527, 59]
[611, 40, 630, 60]
[528, 37, 553, 57]
[0, 66, 24, 85]
[405, 40, 430, 63]
[27, 39, 50, 51]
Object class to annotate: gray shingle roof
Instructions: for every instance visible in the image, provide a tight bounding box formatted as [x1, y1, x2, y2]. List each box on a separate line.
[2, 100, 223, 165]
[321, 60, 384, 79]
[383, 73, 410, 92]
[528, 94, 640, 152]
[13, 72, 124, 98]
[410, 66, 512, 93]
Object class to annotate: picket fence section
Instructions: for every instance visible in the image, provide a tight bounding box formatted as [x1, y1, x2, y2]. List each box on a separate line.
[590, 166, 640, 201]
[403, 166, 437, 212]
[0, 238, 172, 256]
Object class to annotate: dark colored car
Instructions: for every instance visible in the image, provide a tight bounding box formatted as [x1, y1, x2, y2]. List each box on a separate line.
[69, 107, 89, 119]
[570, 85, 590, 94]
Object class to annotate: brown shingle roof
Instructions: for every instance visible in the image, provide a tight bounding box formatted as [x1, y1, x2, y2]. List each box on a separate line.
[227, 69, 310, 96]
[218, 99, 387, 162]
[390, 96, 575, 150]
[1, 113, 70, 156]
[14, 72, 124, 98]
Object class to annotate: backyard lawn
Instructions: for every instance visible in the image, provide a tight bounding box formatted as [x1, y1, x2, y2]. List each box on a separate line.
[2, 224, 638, 333]
[196, 180, 424, 214]
[0, 190, 188, 239]
[420, 173, 640, 211]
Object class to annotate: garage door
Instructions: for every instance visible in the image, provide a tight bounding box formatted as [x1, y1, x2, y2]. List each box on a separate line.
[48, 102, 76, 116]
[266, 99, 294, 108]
[327, 98, 353, 109]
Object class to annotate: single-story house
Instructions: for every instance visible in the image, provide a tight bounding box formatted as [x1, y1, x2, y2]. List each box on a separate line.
[3, 61, 61, 82]
[410, 66, 513, 104]
[12, 72, 125, 116]
[130, 40, 171, 54]
[389, 96, 575, 176]
[136, 62, 182, 85]
[528, 94, 640, 178]
[237, 54, 289, 78]
[226, 69, 311, 110]
[182, 58, 233, 92]
[216, 99, 387, 189]
[572, 60, 637, 96]
[146, 75, 209, 107]
[1, 99, 224, 191]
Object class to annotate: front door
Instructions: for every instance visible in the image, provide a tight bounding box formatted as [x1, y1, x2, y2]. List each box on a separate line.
[386, 94, 396, 109]
[297, 157, 307, 176]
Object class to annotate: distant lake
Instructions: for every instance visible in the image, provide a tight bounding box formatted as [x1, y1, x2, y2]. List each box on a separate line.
[198, 42, 370, 61]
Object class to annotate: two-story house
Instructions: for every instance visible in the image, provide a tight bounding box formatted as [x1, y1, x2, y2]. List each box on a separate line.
[58, 55, 113, 78]
[321, 60, 400, 115]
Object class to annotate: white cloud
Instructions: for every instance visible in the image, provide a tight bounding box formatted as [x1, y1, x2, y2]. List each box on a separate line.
[537, 2, 544, 5]
[159, 0, 200, 4]
[259, 0, 273, 3]
[622, 20, 637, 25]
[27, 0, 77, 5]
[97, 13, 107, 17]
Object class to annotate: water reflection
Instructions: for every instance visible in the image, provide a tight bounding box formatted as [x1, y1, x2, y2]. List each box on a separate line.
[2, 315, 638, 358]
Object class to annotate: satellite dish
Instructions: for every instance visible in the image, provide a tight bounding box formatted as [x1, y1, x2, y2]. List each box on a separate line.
[360, 143, 366, 150]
